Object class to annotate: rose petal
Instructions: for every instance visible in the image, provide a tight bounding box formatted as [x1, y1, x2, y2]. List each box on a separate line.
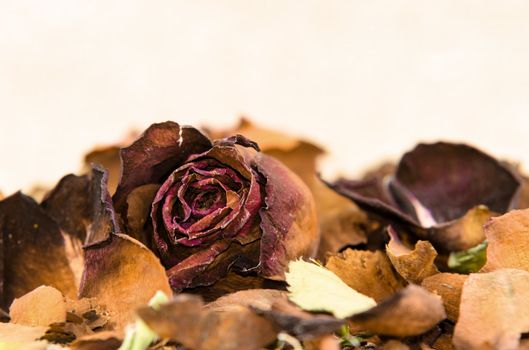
[113, 121, 212, 213]
[429, 205, 495, 252]
[350, 285, 446, 337]
[125, 184, 160, 246]
[393, 142, 519, 224]
[421, 273, 467, 322]
[254, 153, 319, 279]
[386, 227, 439, 284]
[453, 269, 529, 350]
[0, 192, 76, 309]
[325, 249, 404, 302]
[42, 165, 119, 246]
[255, 298, 345, 340]
[138, 294, 277, 350]
[79, 234, 172, 331]
[481, 209, 529, 272]
[9, 286, 66, 327]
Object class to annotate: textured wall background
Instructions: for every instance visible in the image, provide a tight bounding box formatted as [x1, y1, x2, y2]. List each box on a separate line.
[1, 1, 529, 193]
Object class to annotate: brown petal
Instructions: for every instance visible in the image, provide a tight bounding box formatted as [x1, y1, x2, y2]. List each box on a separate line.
[453, 269, 529, 350]
[430, 205, 495, 252]
[70, 331, 122, 350]
[9, 286, 66, 327]
[254, 298, 345, 340]
[325, 249, 404, 302]
[481, 209, 529, 272]
[79, 234, 172, 331]
[205, 288, 287, 312]
[315, 184, 372, 259]
[138, 294, 277, 350]
[0, 192, 76, 309]
[187, 272, 286, 302]
[350, 285, 446, 337]
[386, 228, 439, 284]
[421, 273, 467, 322]
[124, 183, 160, 246]
[42, 165, 119, 246]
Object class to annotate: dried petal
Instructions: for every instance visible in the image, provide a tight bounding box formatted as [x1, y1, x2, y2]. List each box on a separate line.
[386, 228, 438, 284]
[255, 154, 319, 279]
[113, 121, 212, 212]
[0, 192, 76, 309]
[326, 249, 404, 302]
[329, 142, 520, 252]
[350, 285, 446, 337]
[421, 273, 467, 322]
[70, 331, 122, 350]
[205, 289, 287, 312]
[79, 234, 172, 330]
[481, 209, 529, 272]
[9, 286, 66, 327]
[430, 206, 494, 252]
[454, 269, 529, 350]
[138, 294, 277, 350]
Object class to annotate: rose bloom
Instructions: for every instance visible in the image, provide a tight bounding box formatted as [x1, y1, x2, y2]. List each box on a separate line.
[112, 121, 319, 291]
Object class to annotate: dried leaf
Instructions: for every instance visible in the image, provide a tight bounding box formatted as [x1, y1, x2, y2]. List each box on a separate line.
[421, 273, 467, 322]
[286, 260, 376, 318]
[79, 234, 172, 331]
[205, 289, 287, 312]
[325, 249, 404, 302]
[9, 286, 66, 327]
[454, 269, 529, 350]
[481, 209, 529, 272]
[386, 227, 438, 284]
[0, 192, 76, 309]
[350, 285, 446, 337]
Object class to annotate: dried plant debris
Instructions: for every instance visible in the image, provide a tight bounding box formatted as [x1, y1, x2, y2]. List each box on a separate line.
[325, 249, 404, 302]
[329, 142, 519, 252]
[386, 227, 438, 284]
[6, 120, 529, 349]
[454, 269, 529, 350]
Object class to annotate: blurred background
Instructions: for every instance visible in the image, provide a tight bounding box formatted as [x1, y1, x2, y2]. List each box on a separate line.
[1, 0, 529, 194]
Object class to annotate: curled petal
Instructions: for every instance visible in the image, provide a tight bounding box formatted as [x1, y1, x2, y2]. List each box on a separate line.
[254, 153, 319, 279]
[114, 121, 212, 212]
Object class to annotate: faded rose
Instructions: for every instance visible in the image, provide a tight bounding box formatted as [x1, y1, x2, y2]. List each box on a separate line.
[113, 121, 319, 291]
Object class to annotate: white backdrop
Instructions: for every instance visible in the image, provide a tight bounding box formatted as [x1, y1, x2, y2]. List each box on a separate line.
[1, 0, 529, 194]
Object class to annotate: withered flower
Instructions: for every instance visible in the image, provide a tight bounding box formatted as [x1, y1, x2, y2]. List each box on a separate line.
[328, 142, 520, 251]
[113, 121, 319, 291]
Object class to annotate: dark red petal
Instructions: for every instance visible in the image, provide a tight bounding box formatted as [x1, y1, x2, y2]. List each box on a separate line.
[254, 153, 319, 279]
[394, 142, 520, 224]
[113, 122, 212, 213]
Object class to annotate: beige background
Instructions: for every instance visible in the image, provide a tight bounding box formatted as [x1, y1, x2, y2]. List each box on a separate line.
[1, 1, 529, 194]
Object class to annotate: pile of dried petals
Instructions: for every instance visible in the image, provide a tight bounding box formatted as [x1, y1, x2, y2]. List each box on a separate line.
[2, 118, 529, 350]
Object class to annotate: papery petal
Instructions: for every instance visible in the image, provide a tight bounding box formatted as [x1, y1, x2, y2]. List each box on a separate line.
[254, 153, 319, 279]
[393, 142, 520, 223]
[114, 121, 212, 212]
[79, 234, 172, 331]
[0, 192, 77, 309]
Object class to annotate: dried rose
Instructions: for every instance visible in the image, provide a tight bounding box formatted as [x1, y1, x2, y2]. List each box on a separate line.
[328, 142, 520, 251]
[112, 121, 319, 292]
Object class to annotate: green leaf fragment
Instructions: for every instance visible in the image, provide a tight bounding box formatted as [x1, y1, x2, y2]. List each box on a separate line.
[448, 241, 487, 273]
[285, 259, 376, 319]
[118, 291, 170, 350]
